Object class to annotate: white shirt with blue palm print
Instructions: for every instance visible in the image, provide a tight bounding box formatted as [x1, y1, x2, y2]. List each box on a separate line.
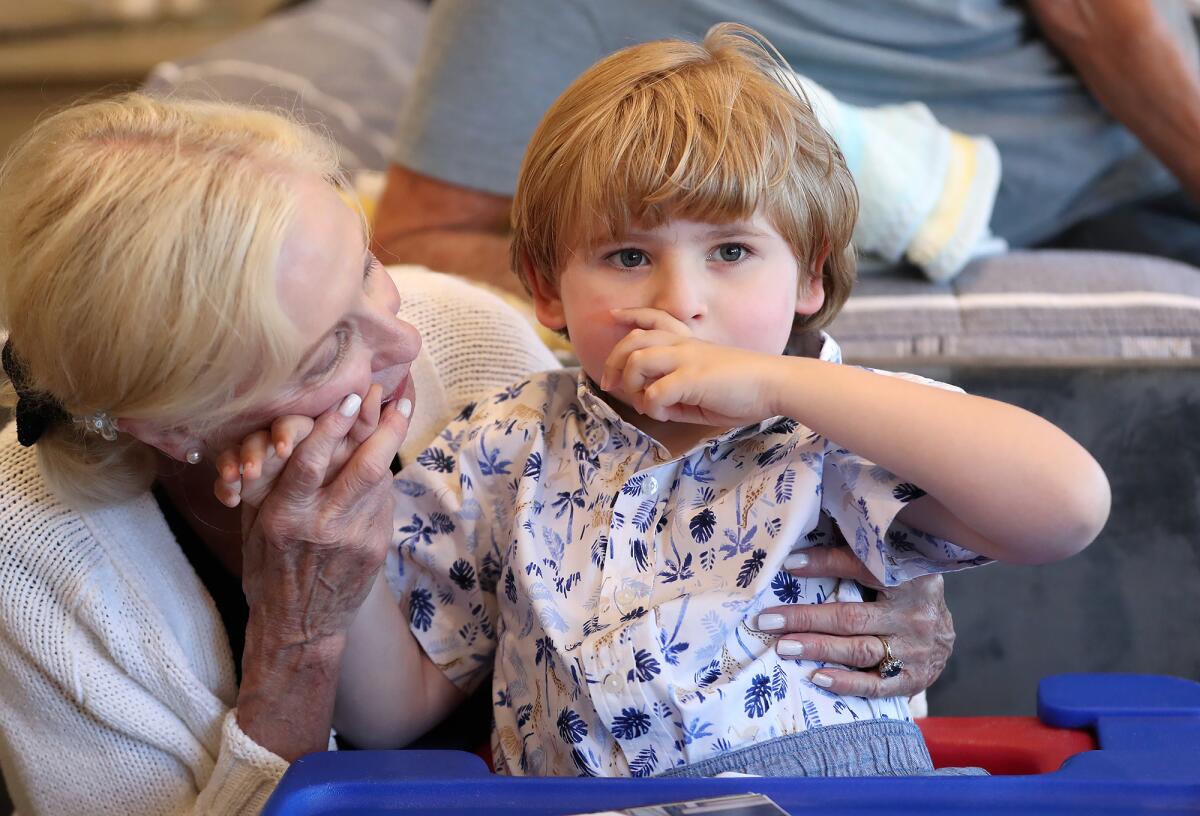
[386, 335, 989, 777]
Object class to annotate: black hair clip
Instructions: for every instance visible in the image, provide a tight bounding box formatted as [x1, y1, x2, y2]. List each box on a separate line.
[2, 340, 71, 447]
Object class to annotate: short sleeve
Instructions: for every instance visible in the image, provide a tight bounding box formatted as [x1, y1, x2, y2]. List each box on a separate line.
[820, 370, 992, 587]
[387, 391, 537, 694]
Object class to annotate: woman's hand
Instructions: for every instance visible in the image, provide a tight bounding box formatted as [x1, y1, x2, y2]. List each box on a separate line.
[213, 383, 397, 509]
[234, 387, 413, 760]
[756, 544, 955, 698]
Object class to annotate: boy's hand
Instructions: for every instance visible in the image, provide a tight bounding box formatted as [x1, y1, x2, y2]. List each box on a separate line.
[214, 383, 389, 509]
[601, 308, 785, 426]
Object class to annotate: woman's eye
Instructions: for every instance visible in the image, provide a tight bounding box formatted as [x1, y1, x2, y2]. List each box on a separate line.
[715, 244, 747, 263]
[312, 328, 351, 378]
[610, 248, 647, 268]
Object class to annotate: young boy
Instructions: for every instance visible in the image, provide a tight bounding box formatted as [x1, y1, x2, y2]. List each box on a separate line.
[235, 25, 1109, 777]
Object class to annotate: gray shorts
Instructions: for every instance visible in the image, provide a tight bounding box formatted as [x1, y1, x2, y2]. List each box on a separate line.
[655, 720, 987, 778]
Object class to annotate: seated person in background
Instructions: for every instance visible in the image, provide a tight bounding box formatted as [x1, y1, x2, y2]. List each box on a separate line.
[235, 25, 1110, 777]
[374, 0, 1200, 288]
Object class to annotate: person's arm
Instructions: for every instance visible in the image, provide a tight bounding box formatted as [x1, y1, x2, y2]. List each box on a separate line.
[771, 359, 1110, 565]
[372, 164, 520, 295]
[234, 392, 413, 761]
[1029, 0, 1200, 200]
[334, 573, 465, 747]
[605, 323, 1110, 567]
[757, 544, 955, 698]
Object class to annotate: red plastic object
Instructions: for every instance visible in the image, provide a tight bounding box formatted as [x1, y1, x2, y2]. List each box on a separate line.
[918, 716, 1096, 775]
[474, 740, 492, 770]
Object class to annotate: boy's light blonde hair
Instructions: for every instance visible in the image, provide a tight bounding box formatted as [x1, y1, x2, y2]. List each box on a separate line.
[510, 23, 858, 332]
[0, 93, 351, 508]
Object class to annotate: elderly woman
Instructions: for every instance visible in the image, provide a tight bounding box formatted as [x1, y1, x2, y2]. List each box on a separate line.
[0, 95, 953, 814]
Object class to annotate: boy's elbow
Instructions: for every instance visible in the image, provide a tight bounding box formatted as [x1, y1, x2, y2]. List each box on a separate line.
[1047, 458, 1111, 562]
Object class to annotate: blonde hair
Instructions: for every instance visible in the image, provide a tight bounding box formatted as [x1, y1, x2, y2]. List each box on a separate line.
[510, 23, 858, 332]
[0, 93, 350, 508]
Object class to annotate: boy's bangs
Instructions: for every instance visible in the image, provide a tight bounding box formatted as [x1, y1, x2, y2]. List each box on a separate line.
[559, 69, 800, 254]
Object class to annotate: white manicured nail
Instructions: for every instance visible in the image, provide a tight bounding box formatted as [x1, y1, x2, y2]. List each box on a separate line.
[811, 673, 833, 688]
[756, 614, 785, 631]
[338, 393, 362, 417]
[777, 640, 803, 657]
[784, 553, 809, 570]
[396, 397, 413, 418]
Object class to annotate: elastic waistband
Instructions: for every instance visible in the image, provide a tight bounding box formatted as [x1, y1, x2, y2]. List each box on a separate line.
[656, 719, 936, 778]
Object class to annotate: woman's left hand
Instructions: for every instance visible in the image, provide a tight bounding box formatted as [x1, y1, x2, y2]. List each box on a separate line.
[755, 544, 956, 698]
[234, 389, 412, 760]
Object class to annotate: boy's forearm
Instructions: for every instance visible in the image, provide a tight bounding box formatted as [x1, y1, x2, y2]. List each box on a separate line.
[334, 573, 465, 747]
[768, 357, 1110, 562]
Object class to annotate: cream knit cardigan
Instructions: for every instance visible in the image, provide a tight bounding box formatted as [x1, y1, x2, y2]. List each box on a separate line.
[0, 268, 559, 815]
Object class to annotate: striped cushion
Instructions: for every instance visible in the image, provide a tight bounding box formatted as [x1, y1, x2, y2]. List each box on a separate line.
[143, 0, 427, 173]
[831, 251, 1200, 363]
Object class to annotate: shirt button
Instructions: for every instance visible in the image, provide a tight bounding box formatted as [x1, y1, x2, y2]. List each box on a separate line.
[644, 476, 659, 496]
[616, 587, 637, 607]
[603, 673, 625, 693]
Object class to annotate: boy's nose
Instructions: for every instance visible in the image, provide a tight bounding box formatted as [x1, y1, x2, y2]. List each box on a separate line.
[651, 263, 708, 324]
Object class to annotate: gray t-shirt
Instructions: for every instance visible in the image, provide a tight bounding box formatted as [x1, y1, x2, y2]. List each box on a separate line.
[394, 0, 1192, 246]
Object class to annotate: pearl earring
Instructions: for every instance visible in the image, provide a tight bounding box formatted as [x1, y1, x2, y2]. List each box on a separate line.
[185, 449, 202, 465]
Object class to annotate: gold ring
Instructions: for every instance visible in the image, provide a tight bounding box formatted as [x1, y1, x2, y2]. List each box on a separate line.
[875, 635, 904, 679]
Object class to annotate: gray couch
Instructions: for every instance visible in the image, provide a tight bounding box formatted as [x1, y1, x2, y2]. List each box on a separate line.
[143, 0, 1200, 716]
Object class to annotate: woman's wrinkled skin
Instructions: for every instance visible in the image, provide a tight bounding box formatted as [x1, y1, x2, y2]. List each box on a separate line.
[766, 543, 954, 697]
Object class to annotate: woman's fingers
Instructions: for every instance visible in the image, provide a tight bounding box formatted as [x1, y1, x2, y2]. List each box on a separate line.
[756, 594, 890, 638]
[275, 392, 364, 502]
[760, 571, 955, 700]
[785, 543, 885, 590]
[774, 633, 886, 669]
[328, 384, 414, 512]
[349, 383, 384, 445]
[803, 665, 918, 698]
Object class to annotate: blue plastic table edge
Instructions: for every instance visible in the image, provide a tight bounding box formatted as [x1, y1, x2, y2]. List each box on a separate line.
[263, 673, 1200, 815]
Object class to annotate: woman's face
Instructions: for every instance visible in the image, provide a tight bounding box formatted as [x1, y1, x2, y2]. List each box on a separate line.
[214, 174, 421, 451]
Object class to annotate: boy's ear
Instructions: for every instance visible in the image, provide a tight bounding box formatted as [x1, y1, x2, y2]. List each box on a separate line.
[795, 243, 831, 317]
[524, 256, 567, 331]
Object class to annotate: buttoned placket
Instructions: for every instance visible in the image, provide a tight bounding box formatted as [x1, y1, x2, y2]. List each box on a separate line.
[572, 371, 824, 772]
[586, 449, 678, 768]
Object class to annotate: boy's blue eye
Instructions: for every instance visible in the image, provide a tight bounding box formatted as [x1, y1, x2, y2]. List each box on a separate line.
[613, 248, 646, 268]
[716, 244, 746, 262]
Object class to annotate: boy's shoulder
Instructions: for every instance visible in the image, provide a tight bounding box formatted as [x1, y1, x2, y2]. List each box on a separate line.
[445, 367, 584, 430]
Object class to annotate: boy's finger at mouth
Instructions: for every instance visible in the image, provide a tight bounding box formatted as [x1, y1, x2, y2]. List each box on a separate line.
[610, 307, 690, 336]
